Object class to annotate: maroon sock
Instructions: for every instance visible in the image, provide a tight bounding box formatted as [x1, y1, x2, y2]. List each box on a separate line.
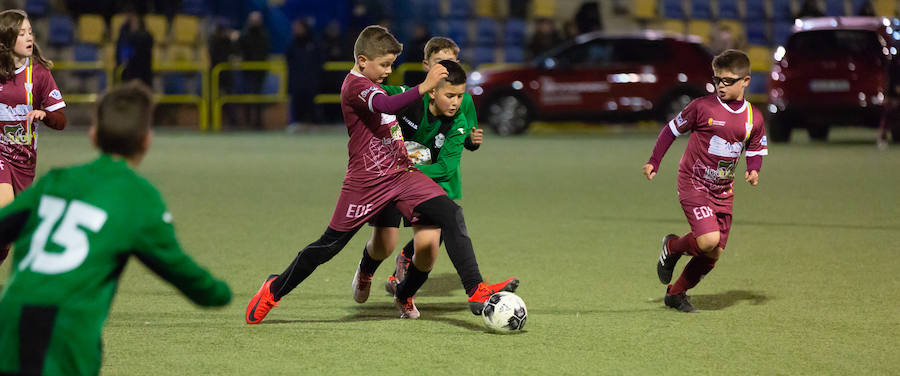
[668, 255, 717, 295]
[668, 232, 702, 257]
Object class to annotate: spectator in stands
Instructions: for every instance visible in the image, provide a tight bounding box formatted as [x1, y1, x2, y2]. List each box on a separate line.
[116, 11, 153, 87]
[406, 24, 430, 64]
[856, 0, 876, 16]
[209, 20, 238, 125]
[321, 19, 349, 61]
[796, 0, 825, 18]
[574, 1, 603, 34]
[709, 24, 739, 55]
[238, 11, 269, 129]
[286, 18, 321, 127]
[527, 17, 563, 60]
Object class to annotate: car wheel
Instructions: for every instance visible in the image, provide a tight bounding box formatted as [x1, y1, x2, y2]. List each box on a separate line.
[486, 95, 530, 136]
[769, 113, 792, 143]
[807, 125, 829, 141]
[657, 90, 702, 122]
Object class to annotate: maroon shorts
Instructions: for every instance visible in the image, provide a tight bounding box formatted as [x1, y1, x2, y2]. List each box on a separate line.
[678, 187, 733, 250]
[328, 170, 445, 232]
[0, 159, 35, 195]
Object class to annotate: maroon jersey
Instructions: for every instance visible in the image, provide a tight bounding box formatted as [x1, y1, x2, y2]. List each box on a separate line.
[670, 95, 768, 198]
[340, 70, 413, 182]
[328, 70, 444, 231]
[0, 58, 65, 169]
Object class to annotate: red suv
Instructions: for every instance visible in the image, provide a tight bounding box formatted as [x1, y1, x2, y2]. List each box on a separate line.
[467, 31, 714, 135]
[768, 17, 900, 142]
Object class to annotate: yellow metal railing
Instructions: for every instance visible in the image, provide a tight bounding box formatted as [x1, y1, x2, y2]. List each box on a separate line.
[211, 60, 288, 131]
[51, 61, 114, 104]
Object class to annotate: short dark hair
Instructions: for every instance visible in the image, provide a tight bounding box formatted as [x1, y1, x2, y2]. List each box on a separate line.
[437, 59, 466, 86]
[712, 49, 751, 77]
[424, 37, 459, 60]
[95, 81, 155, 157]
[353, 25, 402, 60]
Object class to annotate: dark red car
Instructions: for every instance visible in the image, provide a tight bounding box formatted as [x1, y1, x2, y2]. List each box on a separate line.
[768, 17, 900, 142]
[467, 31, 714, 135]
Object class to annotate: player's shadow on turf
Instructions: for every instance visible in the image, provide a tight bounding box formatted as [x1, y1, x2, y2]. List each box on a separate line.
[650, 290, 769, 311]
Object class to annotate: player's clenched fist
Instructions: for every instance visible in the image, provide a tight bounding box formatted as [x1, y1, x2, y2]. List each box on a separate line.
[419, 64, 449, 94]
[744, 170, 759, 186]
[642, 164, 656, 180]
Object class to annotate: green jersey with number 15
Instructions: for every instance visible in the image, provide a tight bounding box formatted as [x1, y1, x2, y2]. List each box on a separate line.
[0, 154, 231, 376]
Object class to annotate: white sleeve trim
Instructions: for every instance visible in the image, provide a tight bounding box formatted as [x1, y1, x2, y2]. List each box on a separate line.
[44, 102, 66, 112]
[367, 91, 381, 113]
[381, 113, 396, 125]
[746, 149, 768, 157]
[668, 120, 682, 137]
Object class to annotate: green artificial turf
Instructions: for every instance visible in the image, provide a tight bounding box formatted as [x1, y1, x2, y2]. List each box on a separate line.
[3, 127, 898, 375]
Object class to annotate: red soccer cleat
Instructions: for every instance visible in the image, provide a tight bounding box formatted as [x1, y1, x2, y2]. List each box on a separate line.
[246, 274, 280, 324]
[352, 266, 373, 303]
[486, 277, 519, 294]
[384, 275, 400, 296]
[467, 282, 496, 315]
[394, 295, 420, 319]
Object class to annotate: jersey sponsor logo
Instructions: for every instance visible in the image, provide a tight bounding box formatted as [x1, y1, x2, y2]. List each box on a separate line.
[401, 116, 418, 130]
[1, 124, 31, 145]
[457, 128, 464, 134]
[434, 133, 445, 148]
[389, 123, 403, 141]
[692, 206, 714, 220]
[675, 112, 686, 126]
[761, 136, 767, 146]
[707, 135, 744, 158]
[49, 89, 62, 100]
[707, 118, 726, 127]
[346, 203, 374, 219]
[358, 85, 381, 103]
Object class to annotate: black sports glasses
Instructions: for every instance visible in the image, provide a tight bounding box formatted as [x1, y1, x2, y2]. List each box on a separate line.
[712, 76, 748, 86]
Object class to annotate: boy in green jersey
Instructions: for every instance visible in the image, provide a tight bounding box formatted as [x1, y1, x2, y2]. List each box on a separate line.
[351, 59, 518, 317]
[0, 83, 231, 375]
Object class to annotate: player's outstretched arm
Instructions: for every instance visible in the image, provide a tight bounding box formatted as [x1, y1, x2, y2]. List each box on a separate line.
[135, 210, 232, 307]
[642, 163, 656, 180]
[745, 170, 759, 186]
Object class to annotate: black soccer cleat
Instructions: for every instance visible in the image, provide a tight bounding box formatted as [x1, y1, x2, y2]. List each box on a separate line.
[657, 234, 680, 284]
[664, 287, 696, 313]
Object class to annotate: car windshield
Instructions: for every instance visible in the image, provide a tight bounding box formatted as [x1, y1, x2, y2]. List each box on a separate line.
[788, 30, 883, 56]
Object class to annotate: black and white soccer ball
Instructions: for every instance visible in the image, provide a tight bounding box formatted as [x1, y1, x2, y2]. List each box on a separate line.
[482, 292, 527, 332]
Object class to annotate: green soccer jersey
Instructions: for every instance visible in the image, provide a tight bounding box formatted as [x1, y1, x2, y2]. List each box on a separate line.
[383, 84, 475, 199]
[0, 154, 231, 376]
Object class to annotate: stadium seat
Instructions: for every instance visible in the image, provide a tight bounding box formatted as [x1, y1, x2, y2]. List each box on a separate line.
[110, 14, 128, 42]
[691, 0, 713, 20]
[717, 0, 740, 20]
[163, 74, 187, 94]
[718, 20, 746, 45]
[172, 15, 200, 45]
[746, 21, 768, 45]
[262, 73, 280, 95]
[771, 0, 794, 20]
[661, 18, 686, 35]
[773, 20, 793, 46]
[532, 0, 556, 18]
[76, 14, 106, 44]
[47, 16, 74, 47]
[475, 18, 498, 47]
[747, 71, 768, 96]
[474, 0, 498, 17]
[504, 18, 526, 46]
[745, 1, 766, 22]
[662, 0, 685, 19]
[167, 44, 195, 62]
[873, 0, 897, 16]
[688, 19, 713, 44]
[631, 0, 656, 19]
[471, 46, 495, 66]
[825, 0, 848, 16]
[747, 44, 773, 72]
[25, 0, 50, 19]
[447, 0, 473, 19]
[73, 43, 98, 62]
[504, 45, 524, 63]
[144, 14, 169, 45]
[444, 19, 470, 47]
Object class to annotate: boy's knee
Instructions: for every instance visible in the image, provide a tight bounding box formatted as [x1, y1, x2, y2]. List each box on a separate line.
[695, 232, 720, 254]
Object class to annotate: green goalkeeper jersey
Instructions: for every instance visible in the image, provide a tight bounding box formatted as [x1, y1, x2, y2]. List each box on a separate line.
[382, 84, 475, 199]
[0, 154, 231, 376]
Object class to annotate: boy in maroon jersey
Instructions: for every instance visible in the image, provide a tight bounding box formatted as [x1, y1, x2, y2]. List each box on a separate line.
[246, 25, 515, 323]
[642, 49, 768, 313]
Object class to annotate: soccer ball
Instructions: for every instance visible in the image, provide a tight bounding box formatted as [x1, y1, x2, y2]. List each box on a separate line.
[482, 292, 527, 332]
